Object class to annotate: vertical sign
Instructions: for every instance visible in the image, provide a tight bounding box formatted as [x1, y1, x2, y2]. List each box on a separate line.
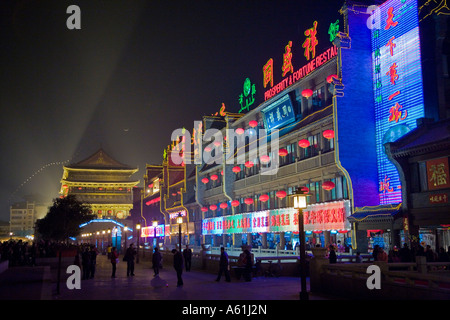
[371, 0, 425, 204]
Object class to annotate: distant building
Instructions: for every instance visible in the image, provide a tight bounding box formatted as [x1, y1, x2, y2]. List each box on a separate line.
[60, 148, 139, 220]
[9, 201, 47, 238]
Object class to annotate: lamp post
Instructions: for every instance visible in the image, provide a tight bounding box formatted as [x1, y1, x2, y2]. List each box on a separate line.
[290, 188, 310, 300]
[123, 226, 128, 253]
[136, 223, 141, 263]
[177, 214, 183, 251]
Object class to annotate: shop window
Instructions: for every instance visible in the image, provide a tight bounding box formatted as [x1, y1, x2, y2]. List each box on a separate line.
[280, 143, 297, 167]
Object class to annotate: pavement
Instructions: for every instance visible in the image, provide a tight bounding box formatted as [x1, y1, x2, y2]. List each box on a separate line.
[0, 255, 339, 301]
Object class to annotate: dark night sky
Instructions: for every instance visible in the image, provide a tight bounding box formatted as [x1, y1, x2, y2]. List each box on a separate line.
[0, 0, 343, 221]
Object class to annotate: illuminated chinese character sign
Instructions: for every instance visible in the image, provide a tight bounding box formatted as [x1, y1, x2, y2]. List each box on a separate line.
[261, 94, 296, 132]
[371, 0, 425, 205]
[426, 157, 450, 191]
[201, 201, 351, 235]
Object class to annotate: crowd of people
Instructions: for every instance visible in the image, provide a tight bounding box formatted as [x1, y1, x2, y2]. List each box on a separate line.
[0, 239, 80, 266]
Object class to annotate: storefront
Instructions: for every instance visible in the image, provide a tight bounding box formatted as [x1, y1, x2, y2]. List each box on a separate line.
[202, 200, 352, 250]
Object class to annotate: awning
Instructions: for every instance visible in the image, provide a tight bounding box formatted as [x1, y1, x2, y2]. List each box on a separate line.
[347, 203, 402, 228]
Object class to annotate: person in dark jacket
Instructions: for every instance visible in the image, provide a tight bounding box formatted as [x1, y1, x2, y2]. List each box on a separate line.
[152, 247, 162, 277]
[110, 247, 119, 278]
[242, 249, 253, 282]
[329, 245, 337, 264]
[216, 247, 231, 282]
[124, 243, 136, 276]
[172, 249, 184, 287]
[81, 248, 91, 280]
[183, 245, 192, 271]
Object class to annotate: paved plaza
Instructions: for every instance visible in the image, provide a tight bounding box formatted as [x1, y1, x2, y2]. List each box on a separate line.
[0, 254, 338, 301]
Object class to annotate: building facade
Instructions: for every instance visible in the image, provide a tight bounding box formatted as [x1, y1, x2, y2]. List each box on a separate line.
[60, 148, 139, 220]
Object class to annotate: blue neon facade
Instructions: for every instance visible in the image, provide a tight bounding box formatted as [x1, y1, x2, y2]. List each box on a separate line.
[371, 0, 425, 205]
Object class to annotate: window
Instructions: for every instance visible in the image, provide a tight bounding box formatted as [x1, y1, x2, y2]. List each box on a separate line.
[299, 134, 320, 160]
[309, 87, 324, 111]
[322, 135, 334, 153]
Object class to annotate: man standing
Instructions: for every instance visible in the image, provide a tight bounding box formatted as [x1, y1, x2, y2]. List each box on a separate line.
[183, 244, 192, 271]
[216, 247, 231, 282]
[124, 243, 136, 276]
[172, 249, 184, 287]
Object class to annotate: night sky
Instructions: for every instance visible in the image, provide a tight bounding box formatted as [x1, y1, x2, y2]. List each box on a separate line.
[0, 0, 343, 222]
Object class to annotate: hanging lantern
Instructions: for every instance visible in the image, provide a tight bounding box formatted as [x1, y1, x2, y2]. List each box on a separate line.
[213, 141, 222, 147]
[301, 88, 313, 98]
[244, 198, 254, 205]
[201, 207, 208, 212]
[276, 190, 287, 199]
[221, 170, 224, 175]
[338, 230, 349, 234]
[298, 139, 310, 148]
[259, 194, 269, 202]
[322, 181, 336, 190]
[323, 129, 335, 139]
[245, 160, 254, 168]
[278, 148, 288, 156]
[220, 202, 228, 209]
[232, 166, 241, 173]
[210, 174, 218, 181]
[260, 155, 270, 163]
[236, 128, 245, 135]
[231, 200, 240, 207]
[313, 230, 322, 234]
[326, 74, 338, 83]
[209, 204, 217, 211]
[201, 177, 209, 184]
[249, 120, 258, 128]
[204, 146, 212, 152]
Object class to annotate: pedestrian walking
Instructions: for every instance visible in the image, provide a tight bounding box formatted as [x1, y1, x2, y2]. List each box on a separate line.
[172, 249, 184, 287]
[152, 247, 162, 277]
[183, 245, 192, 271]
[110, 247, 119, 278]
[377, 247, 388, 262]
[216, 247, 231, 282]
[124, 243, 136, 276]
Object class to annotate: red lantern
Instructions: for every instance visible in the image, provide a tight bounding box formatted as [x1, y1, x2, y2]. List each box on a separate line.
[313, 230, 322, 234]
[232, 166, 241, 173]
[210, 174, 218, 181]
[323, 129, 335, 139]
[302, 88, 313, 98]
[148, 183, 154, 188]
[338, 230, 349, 234]
[221, 170, 224, 175]
[260, 155, 270, 163]
[244, 198, 253, 205]
[278, 148, 288, 156]
[213, 141, 222, 147]
[220, 202, 228, 209]
[202, 177, 209, 184]
[326, 74, 338, 83]
[236, 128, 244, 135]
[322, 181, 335, 190]
[204, 146, 212, 152]
[249, 120, 258, 128]
[298, 139, 310, 148]
[209, 204, 217, 211]
[259, 194, 269, 202]
[245, 160, 254, 168]
[231, 200, 240, 207]
[276, 190, 287, 199]
[201, 207, 208, 212]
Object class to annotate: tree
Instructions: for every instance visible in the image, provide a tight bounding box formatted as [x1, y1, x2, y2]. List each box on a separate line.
[36, 195, 95, 242]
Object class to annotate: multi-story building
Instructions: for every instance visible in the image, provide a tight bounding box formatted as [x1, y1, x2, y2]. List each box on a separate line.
[60, 148, 139, 220]
[9, 200, 47, 238]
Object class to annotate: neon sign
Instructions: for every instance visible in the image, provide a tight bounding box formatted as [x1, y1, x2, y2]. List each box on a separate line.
[141, 224, 165, 237]
[371, 0, 425, 205]
[302, 21, 319, 60]
[264, 46, 337, 101]
[238, 78, 256, 113]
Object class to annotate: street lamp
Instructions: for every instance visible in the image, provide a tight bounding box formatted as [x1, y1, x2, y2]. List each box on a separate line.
[136, 223, 141, 263]
[177, 214, 183, 251]
[290, 188, 309, 300]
